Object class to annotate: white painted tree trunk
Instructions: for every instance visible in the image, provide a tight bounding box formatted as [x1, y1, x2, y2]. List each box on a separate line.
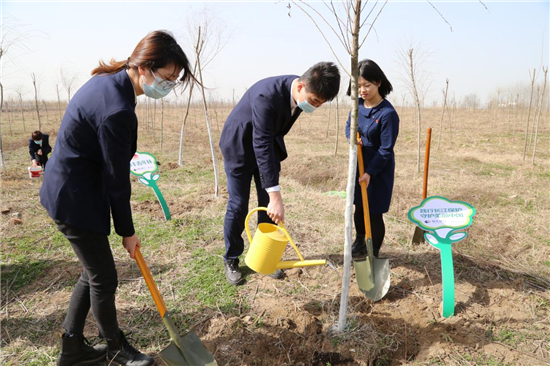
[337, 0, 361, 332]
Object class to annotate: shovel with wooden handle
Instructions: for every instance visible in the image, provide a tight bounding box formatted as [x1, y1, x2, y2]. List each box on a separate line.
[412, 127, 432, 245]
[353, 133, 391, 302]
[134, 247, 217, 366]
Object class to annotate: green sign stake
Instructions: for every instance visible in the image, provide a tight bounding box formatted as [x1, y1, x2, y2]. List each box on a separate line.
[408, 196, 476, 318]
[130, 151, 171, 221]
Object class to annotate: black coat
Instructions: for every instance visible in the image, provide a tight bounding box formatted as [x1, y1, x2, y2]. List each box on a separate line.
[40, 70, 137, 236]
[219, 75, 302, 188]
[28, 134, 52, 163]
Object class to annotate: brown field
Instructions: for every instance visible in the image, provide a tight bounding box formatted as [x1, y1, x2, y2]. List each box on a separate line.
[1, 100, 549, 365]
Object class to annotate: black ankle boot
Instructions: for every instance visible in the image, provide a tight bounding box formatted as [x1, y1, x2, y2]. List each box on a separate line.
[107, 330, 155, 366]
[56, 333, 107, 366]
[352, 236, 367, 258]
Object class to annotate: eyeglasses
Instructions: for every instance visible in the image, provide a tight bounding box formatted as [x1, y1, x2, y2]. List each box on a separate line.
[152, 70, 182, 91]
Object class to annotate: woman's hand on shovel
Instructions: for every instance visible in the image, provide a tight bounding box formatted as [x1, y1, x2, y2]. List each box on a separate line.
[267, 191, 285, 224]
[359, 173, 371, 187]
[123, 234, 142, 259]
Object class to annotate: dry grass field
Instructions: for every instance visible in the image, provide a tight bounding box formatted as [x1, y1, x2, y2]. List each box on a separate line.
[1, 99, 549, 365]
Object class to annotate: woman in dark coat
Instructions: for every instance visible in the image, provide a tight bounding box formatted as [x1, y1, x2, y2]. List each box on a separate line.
[40, 30, 195, 366]
[28, 130, 52, 169]
[345, 59, 400, 258]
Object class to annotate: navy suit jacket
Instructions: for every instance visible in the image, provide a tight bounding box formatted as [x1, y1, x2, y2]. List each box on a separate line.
[29, 134, 52, 161]
[345, 98, 399, 214]
[40, 70, 137, 236]
[219, 75, 302, 188]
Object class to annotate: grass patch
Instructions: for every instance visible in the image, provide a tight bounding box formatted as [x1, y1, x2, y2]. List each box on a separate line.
[1, 259, 51, 291]
[175, 248, 241, 314]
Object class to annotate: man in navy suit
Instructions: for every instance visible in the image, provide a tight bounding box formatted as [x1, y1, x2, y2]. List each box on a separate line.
[219, 62, 340, 285]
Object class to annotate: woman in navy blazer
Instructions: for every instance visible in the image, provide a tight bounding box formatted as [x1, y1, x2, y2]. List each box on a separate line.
[345, 59, 399, 258]
[28, 130, 52, 169]
[40, 30, 195, 366]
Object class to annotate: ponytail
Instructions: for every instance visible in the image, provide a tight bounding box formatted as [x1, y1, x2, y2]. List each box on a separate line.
[91, 58, 128, 76]
[90, 30, 196, 86]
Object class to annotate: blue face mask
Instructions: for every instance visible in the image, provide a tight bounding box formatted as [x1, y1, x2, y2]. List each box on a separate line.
[297, 88, 317, 114]
[142, 71, 175, 99]
[34, 140, 42, 145]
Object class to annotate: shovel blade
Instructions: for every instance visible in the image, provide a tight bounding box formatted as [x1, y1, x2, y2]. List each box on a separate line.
[353, 258, 374, 291]
[412, 227, 426, 245]
[355, 257, 390, 302]
[160, 331, 218, 366]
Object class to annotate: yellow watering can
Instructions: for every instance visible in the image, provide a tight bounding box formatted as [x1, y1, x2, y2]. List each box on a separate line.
[244, 207, 326, 275]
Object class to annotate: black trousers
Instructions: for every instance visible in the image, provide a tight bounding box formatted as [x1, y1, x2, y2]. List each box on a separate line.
[353, 207, 385, 257]
[56, 221, 120, 339]
[223, 162, 274, 263]
[35, 155, 48, 169]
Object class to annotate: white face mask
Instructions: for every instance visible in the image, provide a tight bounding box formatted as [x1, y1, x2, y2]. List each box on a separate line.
[142, 71, 176, 99]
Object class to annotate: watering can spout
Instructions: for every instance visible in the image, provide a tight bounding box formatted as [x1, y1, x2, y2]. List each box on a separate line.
[244, 207, 326, 274]
[276, 259, 327, 270]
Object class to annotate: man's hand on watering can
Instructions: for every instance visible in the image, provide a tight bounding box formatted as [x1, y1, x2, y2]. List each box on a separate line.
[267, 191, 285, 224]
[122, 234, 141, 259]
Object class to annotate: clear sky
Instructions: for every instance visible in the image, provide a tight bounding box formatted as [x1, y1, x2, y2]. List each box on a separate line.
[2, 1, 549, 105]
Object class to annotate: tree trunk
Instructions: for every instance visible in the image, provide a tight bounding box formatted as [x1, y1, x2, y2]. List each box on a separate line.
[152, 100, 157, 142]
[334, 97, 339, 156]
[31, 73, 42, 130]
[196, 29, 220, 198]
[178, 47, 199, 166]
[338, 0, 361, 333]
[409, 49, 422, 172]
[513, 94, 519, 139]
[0, 81, 6, 171]
[42, 101, 49, 125]
[145, 98, 150, 134]
[532, 67, 547, 165]
[437, 79, 449, 150]
[160, 98, 164, 151]
[523, 69, 536, 161]
[7, 100, 13, 135]
[529, 86, 541, 151]
[326, 101, 332, 137]
[56, 85, 63, 123]
[19, 94, 26, 132]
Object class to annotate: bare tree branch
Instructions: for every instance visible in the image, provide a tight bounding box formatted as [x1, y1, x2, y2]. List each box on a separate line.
[478, 0, 489, 13]
[359, 0, 388, 49]
[294, 0, 350, 53]
[327, 0, 351, 52]
[360, 0, 379, 29]
[291, 1, 351, 76]
[427, 0, 453, 32]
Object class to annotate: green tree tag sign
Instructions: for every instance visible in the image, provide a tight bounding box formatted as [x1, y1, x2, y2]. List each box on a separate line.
[130, 152, 171, 221]
[408, 196, 476, 318]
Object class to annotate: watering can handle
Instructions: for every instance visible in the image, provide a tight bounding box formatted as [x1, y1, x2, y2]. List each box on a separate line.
[245, 207, 305, 262]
